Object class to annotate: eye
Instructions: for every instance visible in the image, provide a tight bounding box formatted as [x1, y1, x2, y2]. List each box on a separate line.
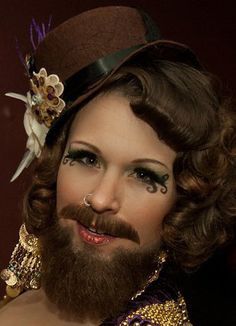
[63, 149, 100, 168]
[129, 167, 169, 194]
[131, 167, 164, 185]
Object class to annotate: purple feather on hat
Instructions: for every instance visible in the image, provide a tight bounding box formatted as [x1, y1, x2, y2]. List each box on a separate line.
[15, 16, 52, 75]
[30, 16, 52, 50]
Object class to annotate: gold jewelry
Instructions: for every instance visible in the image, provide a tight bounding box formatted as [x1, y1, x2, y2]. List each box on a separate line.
[132, 250, 168, 300]
[83, 193, 93, 207]
[0, 224, 41, 298]
[120, 294, 192, 326]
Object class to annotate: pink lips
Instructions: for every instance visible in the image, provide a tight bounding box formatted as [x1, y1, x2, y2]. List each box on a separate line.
[77, 222, 115, 245]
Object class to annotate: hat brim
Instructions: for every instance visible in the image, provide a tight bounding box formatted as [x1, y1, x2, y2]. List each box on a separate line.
[46, 39, 201, 145]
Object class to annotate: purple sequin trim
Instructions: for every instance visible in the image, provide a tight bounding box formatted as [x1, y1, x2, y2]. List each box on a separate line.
[125, 315, 153, 325]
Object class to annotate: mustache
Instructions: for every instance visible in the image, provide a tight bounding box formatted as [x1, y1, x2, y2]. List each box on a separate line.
[58, 204, 140, 245]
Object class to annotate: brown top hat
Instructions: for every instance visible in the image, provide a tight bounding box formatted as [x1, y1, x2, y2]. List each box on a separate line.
[28, 6, 201, 144]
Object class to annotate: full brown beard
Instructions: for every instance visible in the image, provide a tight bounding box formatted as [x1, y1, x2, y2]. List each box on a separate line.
[40, 204, 161, 323]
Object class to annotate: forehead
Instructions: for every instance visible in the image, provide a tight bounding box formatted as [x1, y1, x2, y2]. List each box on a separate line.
[68, 93, 176, 168]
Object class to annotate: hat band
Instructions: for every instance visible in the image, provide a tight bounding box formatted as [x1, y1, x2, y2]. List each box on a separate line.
[62, 43, 145, 105]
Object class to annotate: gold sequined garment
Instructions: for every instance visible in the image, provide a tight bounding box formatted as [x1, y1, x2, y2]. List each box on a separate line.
[119, 295, 193, 326]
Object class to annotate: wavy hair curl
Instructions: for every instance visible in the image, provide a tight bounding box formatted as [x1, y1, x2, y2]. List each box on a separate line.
[23, 49, 236, 270]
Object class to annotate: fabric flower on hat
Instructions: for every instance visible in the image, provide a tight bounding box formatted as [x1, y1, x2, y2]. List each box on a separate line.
[5, 68, 65, 182]
[30, 68, 65, 128]
[24, 91, 49, 157]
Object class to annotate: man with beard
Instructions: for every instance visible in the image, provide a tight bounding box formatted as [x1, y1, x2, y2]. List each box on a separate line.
[0, 6, 235, 326]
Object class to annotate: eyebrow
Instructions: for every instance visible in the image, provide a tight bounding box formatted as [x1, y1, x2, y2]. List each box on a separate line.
[131, 158, 169, 170]
[70, 141, 169, 170]
[70, 141, 102, 155]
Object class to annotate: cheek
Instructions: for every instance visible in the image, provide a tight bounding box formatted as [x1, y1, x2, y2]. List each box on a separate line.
[127, 189, 176, 246]
[56, 164, 89, 212]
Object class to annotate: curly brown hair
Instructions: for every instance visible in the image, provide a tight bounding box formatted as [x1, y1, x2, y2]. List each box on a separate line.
[23, 49, 236, 270]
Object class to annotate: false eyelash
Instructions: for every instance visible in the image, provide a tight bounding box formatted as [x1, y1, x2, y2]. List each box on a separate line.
[133, 167, 168, 186]
[63, 149, 97, 166]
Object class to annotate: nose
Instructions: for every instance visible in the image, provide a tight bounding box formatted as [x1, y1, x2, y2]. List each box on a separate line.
[87, 170, 121, 214]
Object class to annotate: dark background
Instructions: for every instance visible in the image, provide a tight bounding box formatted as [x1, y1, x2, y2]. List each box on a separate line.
[0, 1, 235, 325]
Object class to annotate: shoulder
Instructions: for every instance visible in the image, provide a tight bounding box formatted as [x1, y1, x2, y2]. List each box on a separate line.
[0, 291, 34, 325]
[0, 289, 51, 325]
[0, 289, 87, 326]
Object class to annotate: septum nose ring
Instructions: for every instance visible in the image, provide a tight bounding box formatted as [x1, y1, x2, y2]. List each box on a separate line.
[83, 194, 93, 207]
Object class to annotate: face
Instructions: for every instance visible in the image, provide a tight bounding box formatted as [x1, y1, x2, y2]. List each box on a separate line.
[57, 92, 176, 255]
